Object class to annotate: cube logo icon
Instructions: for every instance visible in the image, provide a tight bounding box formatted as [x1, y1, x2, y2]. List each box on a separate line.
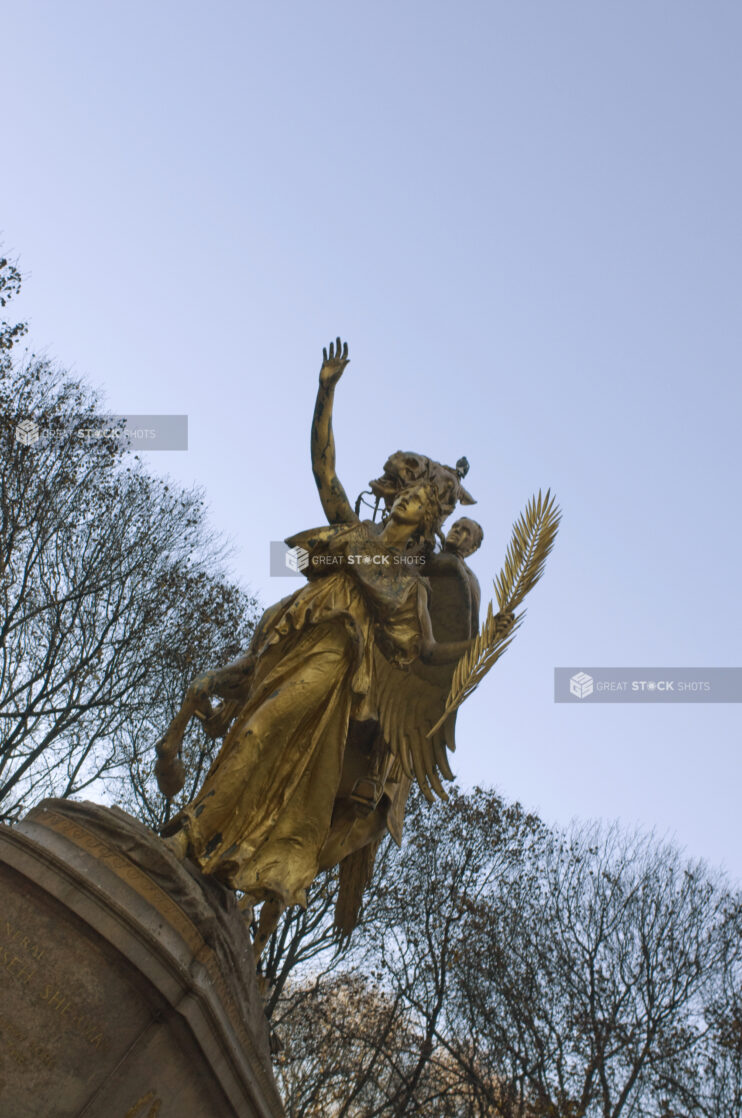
[570, 671, 594, 699]
[285, 545, 309, 573]
[15, 419, 40, 446]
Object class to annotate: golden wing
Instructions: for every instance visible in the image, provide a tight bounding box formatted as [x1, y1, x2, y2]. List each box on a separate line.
[374, 649, 457, 803]
[374, 554, 477, 802]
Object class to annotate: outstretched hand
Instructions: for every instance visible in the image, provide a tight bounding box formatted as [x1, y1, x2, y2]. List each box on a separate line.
[319, 337, 349, 388]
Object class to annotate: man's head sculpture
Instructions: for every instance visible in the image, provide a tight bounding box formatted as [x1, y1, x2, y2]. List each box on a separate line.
[368, 452, 476, 536]
[444, 517, 484, 560]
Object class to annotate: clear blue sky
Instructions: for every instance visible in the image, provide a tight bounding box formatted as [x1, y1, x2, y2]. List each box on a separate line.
[4, 1, 741, 878]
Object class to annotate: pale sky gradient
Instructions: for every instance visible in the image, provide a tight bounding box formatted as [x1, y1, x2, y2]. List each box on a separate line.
[4, 2, 741, 878]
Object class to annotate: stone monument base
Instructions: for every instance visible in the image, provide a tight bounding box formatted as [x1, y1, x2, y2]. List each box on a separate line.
[0, 799, 284, 1118]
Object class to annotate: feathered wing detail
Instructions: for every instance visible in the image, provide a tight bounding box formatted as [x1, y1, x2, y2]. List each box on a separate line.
[335, 836, 382, 941]
[429, 489, 561, 736]
[369, 489, 559, 803]
[372, 550, 478, 803]
[374, 648, 457, 803]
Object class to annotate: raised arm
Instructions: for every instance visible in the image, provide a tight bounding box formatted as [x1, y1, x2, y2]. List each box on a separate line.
[311, 338, 358, 525]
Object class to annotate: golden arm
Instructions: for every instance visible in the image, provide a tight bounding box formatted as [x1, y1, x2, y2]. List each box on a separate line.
[310, 338, 358, 525]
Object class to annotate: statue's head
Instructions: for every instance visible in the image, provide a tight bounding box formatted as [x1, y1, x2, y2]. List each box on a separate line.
[388, 481, 444, 546]
[444, 517, 484, 559]
[369, 452, 475, 531]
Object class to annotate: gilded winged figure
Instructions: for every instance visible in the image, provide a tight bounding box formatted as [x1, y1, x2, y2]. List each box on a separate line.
[155, 340, 559, 959]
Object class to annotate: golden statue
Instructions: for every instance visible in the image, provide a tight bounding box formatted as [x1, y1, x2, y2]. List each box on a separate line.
[155, 340, 560, 958]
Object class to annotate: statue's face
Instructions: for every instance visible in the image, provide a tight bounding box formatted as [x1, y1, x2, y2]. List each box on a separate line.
[444, 518, 483, 558]
[389, 483, 435, 530]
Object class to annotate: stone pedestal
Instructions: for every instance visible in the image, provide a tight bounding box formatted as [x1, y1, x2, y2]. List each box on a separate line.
[0, 799, 284, 1118]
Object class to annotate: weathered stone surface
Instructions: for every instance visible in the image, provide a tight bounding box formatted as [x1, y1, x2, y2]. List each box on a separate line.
[0, 799, 284, 1118]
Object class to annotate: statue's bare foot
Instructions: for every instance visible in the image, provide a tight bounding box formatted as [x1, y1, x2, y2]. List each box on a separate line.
[154, 748, 186, 798]
[252, 896, 285, 962]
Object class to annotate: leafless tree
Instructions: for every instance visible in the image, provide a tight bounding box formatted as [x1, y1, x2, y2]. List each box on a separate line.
[451, 821, 740, 1118]
[0, 254, 258, 823]
[272, 788, 547, 1116]
[271, 788, 741, 1118]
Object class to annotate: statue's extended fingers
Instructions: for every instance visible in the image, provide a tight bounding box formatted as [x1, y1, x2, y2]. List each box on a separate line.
[342, 340, 348, 361]
[336, 336, 341, 359]
[323, 346, 328, 363]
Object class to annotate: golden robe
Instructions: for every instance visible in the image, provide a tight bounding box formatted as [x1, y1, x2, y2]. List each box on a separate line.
[175, 522, 427, 907]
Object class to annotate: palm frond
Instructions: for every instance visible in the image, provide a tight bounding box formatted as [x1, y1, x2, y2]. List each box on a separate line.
[428, 490, 561, 736]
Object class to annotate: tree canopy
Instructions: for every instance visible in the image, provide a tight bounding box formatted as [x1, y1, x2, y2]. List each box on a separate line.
[0, 253, 259, 824]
